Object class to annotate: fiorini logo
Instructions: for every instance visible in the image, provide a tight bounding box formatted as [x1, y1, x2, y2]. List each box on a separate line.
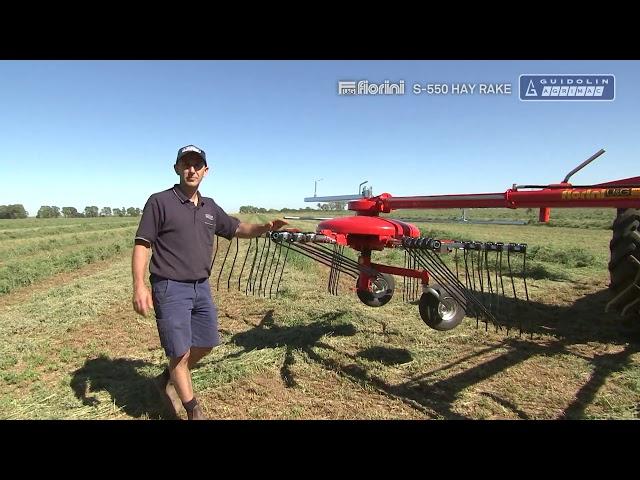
[338, 80, 405, 95]
[519, 74, 615, 101]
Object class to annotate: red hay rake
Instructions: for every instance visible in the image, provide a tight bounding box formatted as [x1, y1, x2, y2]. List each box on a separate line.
[213, 149, 640, 333]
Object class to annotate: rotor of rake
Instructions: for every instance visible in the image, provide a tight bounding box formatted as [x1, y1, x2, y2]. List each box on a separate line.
[210, 231, 531, 334]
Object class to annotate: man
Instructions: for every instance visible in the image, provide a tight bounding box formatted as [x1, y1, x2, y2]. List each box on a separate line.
[132, 144, 287, 420]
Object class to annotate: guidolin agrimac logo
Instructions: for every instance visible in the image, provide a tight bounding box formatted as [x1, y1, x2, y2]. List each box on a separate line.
[520, 74, 615, 101]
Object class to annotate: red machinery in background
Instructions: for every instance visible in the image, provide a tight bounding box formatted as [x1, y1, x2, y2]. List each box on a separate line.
[216, 149, 640, 332]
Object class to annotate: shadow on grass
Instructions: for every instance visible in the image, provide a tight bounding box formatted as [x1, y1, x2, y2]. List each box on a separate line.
[70, 355, 176, 420]
[357, 346, 413, 365]
[220, 288, 640, 419]
[228, 310, 358, 388]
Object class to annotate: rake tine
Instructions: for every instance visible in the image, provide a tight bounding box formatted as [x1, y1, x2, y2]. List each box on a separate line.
[268, 241, 284, 299]
[522, 250, 530, 302]
[410, 250, 457, 300]
[216, 238, 233, 291]
[418, 249, 467, 297]
[481, 249, 489, 331]
[462, 249, 477, 327]
[274, 241, 291, 296]
[285, 242, 360, 278]
[213, 234, 219, 264]
[454, 248, 460, 280]
[294, 243, 361, 276]
[246, 237, 261, 294]
[406, 252, 412, 301]
[407, 253, 411, 301]
[328, 244, 337, 295]
[497, 250, 512, 335]
[338, 246, 345, 293]
[469, 248, 477, 292]
[414, 252, 418, 301]
[477, 249, 484, 295]
[256, 236, 271, 296]
[263, 237, 279, 297]
[226, 237, 240, 291]
[415, 252, 420, 301]
[335, 245, 341, 295]
[411, 248, 496, 325]
[425, 255, 467, 302]
[484, 249, 491, 307]
[487, 249, 497, 331]
[313, 243, 362, 270]
[238, 237, 253, 291]
[506, 248, 522, 336]
[463, 248, 472, 290]
[412, 250, 470, 310]
[474, 248, 488, 331]
[333, 245, 343, 295]
[210, 234, 218, 273]
[494, 250, 502, 329]
[402, 250, 407, 302]
[522, 249, 532, 338]
[293, 243, 348, 272]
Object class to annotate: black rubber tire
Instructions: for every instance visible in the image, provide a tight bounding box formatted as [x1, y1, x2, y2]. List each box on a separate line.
[418, 286, 466, 331]
[608, 208, 640, 316]
[356, 273, 395, 307]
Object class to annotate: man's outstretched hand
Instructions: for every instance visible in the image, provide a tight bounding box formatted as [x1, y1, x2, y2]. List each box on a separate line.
[265, 219, 289, 231]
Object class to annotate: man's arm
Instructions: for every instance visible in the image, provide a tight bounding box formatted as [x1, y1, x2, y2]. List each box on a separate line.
[132, 240, 153, 316]
[234, 219, 288, 239]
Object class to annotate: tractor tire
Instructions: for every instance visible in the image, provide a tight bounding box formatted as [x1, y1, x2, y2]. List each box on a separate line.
[356, 273, 395, 307]
[608, 208, 640, 317]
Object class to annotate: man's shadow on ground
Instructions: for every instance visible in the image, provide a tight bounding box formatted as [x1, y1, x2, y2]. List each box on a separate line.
[69, 288, 640, 419]
[70, 356, 173, 419]
[67, 311, 366, 418]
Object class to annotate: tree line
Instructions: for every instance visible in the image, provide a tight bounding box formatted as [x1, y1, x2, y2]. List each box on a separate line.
[0, 204, 142, 219]
[4, 202, 347, 219]
[239, 201, 347, 214]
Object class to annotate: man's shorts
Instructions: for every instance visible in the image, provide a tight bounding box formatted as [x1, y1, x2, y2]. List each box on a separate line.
[150, 275, 220, 358]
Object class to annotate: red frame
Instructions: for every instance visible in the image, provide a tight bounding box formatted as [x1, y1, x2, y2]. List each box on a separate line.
[347, 177, 640, 215]
[312, 176, 640, 294]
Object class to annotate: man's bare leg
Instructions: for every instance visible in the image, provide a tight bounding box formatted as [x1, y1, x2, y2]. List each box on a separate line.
[169, 351, 193, 402]
[169, 350, 206, 420]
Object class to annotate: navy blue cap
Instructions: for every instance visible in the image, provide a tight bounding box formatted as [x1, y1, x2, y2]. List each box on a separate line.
[176, 145, 207, 166]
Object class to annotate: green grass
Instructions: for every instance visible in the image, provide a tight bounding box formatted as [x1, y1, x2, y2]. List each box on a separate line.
[0, 226, 135, 260]
[0, 217, 139, 295]
[0, 236, 133, 294]
[0, 217, 139, 240]
[0, 213, 638, 419]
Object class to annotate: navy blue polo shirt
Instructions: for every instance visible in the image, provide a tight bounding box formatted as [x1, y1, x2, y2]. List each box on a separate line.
[135, 185, 241, 281]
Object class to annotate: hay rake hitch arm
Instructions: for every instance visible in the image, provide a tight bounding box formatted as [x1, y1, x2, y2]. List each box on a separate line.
[347, 149, 640, 222]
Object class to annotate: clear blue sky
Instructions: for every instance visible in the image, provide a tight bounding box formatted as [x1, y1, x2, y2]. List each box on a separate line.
[0, 60, 638, 217]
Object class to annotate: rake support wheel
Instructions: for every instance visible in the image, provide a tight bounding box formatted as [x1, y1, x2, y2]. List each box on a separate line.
[419, 285, 466, 331]
[356, 273, 395, 307]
